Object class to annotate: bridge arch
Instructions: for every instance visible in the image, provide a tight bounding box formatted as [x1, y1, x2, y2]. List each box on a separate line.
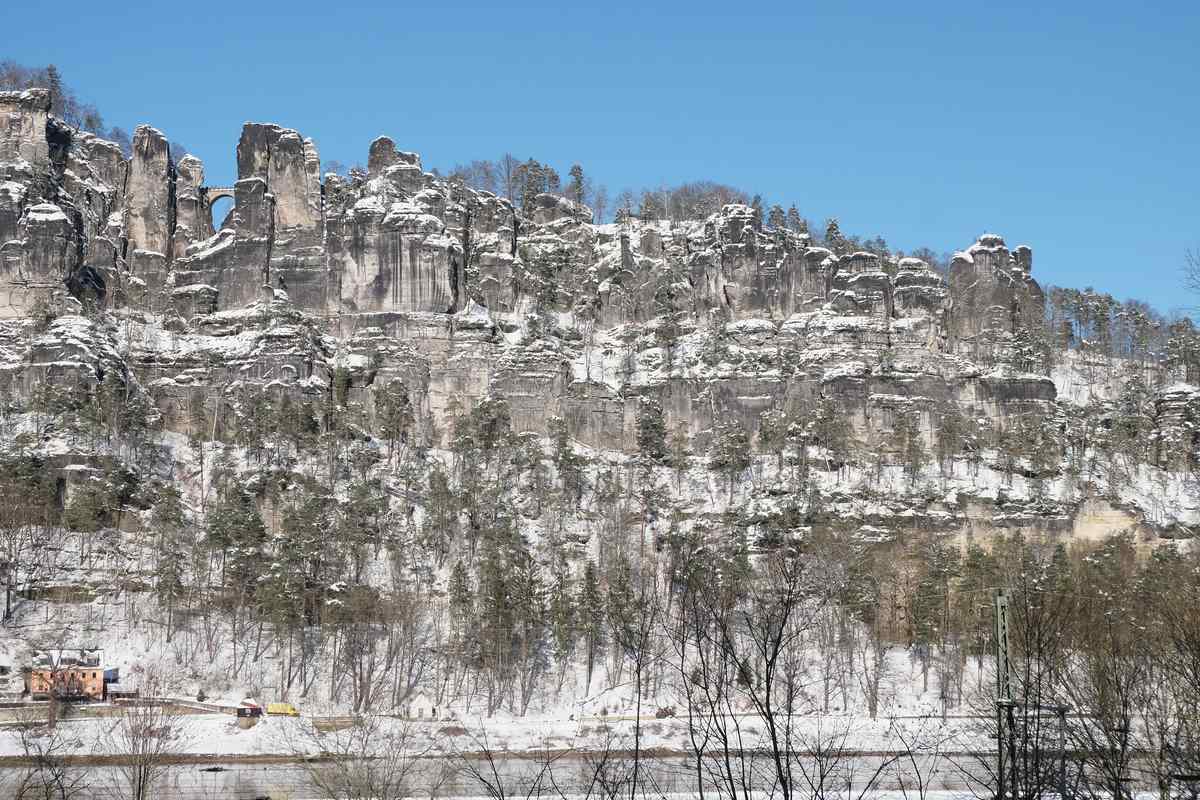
[201, 186, 235, 232]
[203, 186, 235, 204]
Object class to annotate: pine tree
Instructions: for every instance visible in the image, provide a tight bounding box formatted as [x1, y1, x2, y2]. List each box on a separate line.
[44, 64, 65, 118]
[474, 526, 513, 700]
[668, 423, 691, 493]
[785, 205, 806, 234]
[709, 419, 752, 500]
[653, 259, 687, 353]
[767, 204, 786, 231]
[517, 159, 551, 213]
[336, 479, 388, 581]
[605, 555, 637, 645]
[279, 396, 319, 457]
[420, 466, 458, 566]
[721, 527, 753, 601]
[526, 245, 572, 311]
[813, 397, 852, 473]
[63, 478, 112, 533]
[908, 533, 960, 693]
[204, 488, 267, 597]
[448, 561, 473, 642]
[956, 542, 997, 676]
[547, 416, 585, 502]
[635, 397, 668, 464]
[1167, 319, 1200, 383]
[639, 191, 663, 222]
[375, 379, 414, 465]
[150, 485, 189, 642]
[510, 550, 548, 712]
[750, 195, 764, 229]
[935, 403, 971, 475]
[578, 561, 605, 693]
[258, 493, 320, 637]
[566, 164, 586, 204]
[549, 572, 576, 671]
[758, 408, 789, 474]
[891, 406, 927, 485]
[825, 217, 847, 254]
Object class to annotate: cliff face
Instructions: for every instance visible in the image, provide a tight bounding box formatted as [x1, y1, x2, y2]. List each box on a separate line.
[0, 105, 1195, 544]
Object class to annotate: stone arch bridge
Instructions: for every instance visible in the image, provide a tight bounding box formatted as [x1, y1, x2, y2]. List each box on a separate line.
[201, 186, 235, 206]
[200, 186, 235, 230]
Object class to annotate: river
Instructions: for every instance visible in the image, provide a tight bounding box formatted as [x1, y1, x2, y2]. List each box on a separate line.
[0, 750, 1003, 799]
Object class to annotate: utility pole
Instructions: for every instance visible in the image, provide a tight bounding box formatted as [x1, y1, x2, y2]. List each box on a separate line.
[995, 588, 1013, 800]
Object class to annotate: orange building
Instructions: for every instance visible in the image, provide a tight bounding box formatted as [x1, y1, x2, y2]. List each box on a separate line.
[30, 666, 105, 700]
[28, 649, 108, 701]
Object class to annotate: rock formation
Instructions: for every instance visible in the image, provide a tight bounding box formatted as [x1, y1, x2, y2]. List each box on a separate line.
[0, 100, 1195, 551]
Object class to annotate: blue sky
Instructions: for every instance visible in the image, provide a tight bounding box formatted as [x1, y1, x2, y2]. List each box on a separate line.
[10, 1, 1199, 315]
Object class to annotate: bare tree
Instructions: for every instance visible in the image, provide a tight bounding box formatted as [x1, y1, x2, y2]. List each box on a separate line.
[456, 726, 564, 800]
[889, 715, 962, 800]
[608, 568, 665, 800]
[1186, 248, 1200, 298]
[591, 185, 609, 224]
[790, 715, 863, 800]
[9, 706, 89, 800]
[289, 714, 445, 800]
[574, 726, 640, 800]
[696, 547, 822, 800]
[1058, 608, 1146, 798]
[499, 154, 519, 203]
[1145, 550, 1200, 796]
[955, 540, 1073, 800]
[106, 672, 192, 800]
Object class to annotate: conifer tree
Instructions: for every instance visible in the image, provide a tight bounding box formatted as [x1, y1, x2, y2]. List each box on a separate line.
[750, 195, 764, 229]
[547, 416, 585, 502]
[448, 560, 473, 634]
[825, 217, 847, 254]
[578, 561, 605, 693]
[44, 64, 64, 118]
[566, 164, 586, 204]
[785, 205, 806, 233]
[549, 572, 576, 681]
[204, 488, 267, 596]
[510, 551, 548, 713]
[150, 485, 189, 642]
[767, 204, 786, 231]
[375, 379, 415, 466]
[908, 533, 960, 693]
[635, 397, 668, 464]
[709, 418, 752, 500]
[813, 397, 852, 474]
[639, 191, 663, 222]
[758, 408, 790, 474]
[668, 423, 691, 493]
[653, 259, 687, 353]
[934, 403, 971, 476]
[890, 406, 927, 485]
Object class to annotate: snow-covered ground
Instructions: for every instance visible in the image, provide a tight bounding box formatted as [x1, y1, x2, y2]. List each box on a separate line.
[0, 706, 996, 759]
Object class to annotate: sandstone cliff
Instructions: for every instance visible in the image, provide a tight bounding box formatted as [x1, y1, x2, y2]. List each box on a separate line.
[0, 100, 1195, 559]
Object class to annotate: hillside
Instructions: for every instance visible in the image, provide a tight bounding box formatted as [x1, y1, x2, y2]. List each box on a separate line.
[0, 84, 1198, 734]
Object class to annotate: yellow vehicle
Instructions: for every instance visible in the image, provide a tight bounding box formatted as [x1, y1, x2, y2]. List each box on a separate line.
[266, 702, 300, 717]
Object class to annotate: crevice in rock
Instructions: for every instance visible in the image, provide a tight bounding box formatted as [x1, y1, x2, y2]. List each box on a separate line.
[165, 152, 177, 265]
